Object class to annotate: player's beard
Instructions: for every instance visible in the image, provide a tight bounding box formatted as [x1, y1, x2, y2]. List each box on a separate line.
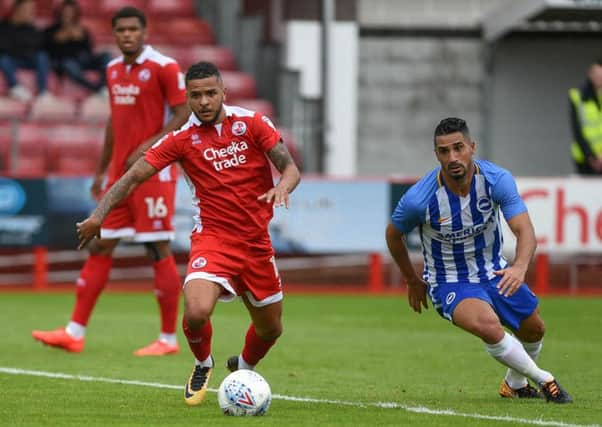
[447, 162, 466, 180]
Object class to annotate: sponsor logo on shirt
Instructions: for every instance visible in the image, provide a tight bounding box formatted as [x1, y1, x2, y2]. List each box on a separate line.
[231, 121, 247, 136]
[112, 83, 140, 105]
[203, 140, 249, 171]
[435, 213, 495, 243]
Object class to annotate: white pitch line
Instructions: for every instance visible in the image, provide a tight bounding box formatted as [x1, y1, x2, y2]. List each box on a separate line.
[0, 367, 597, 427]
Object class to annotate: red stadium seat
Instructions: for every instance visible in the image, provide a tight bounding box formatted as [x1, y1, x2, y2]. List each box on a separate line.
[147, 0, 196, 18]
[0, 97, 28, 120]
[98, 0, 147, 17]
[12, 122, 50, 176]
[81, 17, 114, 45]
[221, 71, 257, 99]
[47, 125, 102, 175]
[229, 98, 275, 120]
[79, 95, 110, 123]
[30, 96, 77, 122]
[158, 18, 215, 45]
[155, 44, 236, 72]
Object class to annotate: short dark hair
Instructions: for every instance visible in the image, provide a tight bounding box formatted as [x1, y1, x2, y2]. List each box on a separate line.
[433, 117, 470, 145]
[185, 61, 221, 84]
[111, 6, 146, 28]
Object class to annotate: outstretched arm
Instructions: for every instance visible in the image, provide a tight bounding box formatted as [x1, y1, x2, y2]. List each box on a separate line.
[385, 223, 428, 313]
[77, 158, 159, 249]
[258, 141, 301, 208]
[494, 211, 536, 297]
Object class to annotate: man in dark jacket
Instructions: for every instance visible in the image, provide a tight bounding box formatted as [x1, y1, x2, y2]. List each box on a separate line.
[0, 0, 51, 102]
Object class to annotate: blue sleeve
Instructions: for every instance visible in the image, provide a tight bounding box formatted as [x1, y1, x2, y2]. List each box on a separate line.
[391, 193, 424, 234]
[391, 170, 438, 233]
[487, 164, 527, 221]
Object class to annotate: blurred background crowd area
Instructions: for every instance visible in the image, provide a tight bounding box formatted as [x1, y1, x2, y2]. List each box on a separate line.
[1, 0, 601, 292]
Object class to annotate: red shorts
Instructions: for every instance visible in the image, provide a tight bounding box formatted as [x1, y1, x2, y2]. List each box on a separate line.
[184, 233, 282, 307]
[100, 180, 176, 242]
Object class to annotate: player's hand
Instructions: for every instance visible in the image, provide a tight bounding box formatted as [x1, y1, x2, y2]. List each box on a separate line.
[90, 173, 105, 200]
[406, 278, 428, 313]
[493, 265, 527, 297]
[76, 216, 101, 250]
[257, 186, 290, 208]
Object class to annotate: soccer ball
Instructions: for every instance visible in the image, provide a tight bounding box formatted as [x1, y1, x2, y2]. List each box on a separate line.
[217, 369, 272, 416]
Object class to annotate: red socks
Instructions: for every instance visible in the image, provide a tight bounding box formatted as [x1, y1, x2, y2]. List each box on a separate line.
[241, 324, 277, 366]
[182, 316, 213, 361]
[153, 256, 181, 334]
[71, 255, 112, 326]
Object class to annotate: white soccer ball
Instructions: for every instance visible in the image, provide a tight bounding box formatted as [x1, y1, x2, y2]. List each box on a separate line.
[217, 369, 272, 416]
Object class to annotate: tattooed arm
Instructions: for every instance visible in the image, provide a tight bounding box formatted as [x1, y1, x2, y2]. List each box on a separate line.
[76, 158, 159, 249]
[258, 140, 301, 208]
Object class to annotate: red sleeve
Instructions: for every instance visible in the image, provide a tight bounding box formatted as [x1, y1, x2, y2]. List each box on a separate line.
[145, 132, 182, 170]
[252, 113, 281, 152]
[159, 62, 187, 107]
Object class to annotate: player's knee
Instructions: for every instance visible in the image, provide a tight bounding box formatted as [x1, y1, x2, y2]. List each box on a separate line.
[88, 238, 117, 256]
[256, 322, 282, 341]
[184, 301, 212, 328]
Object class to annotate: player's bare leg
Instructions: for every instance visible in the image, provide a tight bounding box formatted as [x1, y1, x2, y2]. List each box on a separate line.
[227, 297, 282, 372]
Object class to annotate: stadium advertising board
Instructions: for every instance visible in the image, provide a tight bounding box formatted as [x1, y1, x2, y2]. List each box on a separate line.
[269, 180, 390, 253]
[503, 177, 602, 253]
[0, 177, 47, 246]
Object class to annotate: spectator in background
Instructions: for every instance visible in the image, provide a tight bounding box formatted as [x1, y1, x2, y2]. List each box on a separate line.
[45, 0, 110, 95]
[0, 0, 51, 102]
[569, 59, 602, 175]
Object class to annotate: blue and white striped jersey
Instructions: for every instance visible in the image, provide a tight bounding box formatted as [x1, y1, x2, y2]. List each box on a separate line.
[391, 160, 527, 286]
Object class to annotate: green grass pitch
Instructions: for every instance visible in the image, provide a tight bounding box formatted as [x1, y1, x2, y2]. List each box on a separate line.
[0, 292, 600, 426]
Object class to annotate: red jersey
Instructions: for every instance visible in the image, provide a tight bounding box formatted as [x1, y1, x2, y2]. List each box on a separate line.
[145, 105, 281, 239]
[106, 45, 186, 184]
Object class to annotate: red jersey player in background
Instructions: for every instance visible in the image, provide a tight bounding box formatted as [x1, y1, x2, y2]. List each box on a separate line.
[32, 7, 190, 356]
[76, 61, 301, 406]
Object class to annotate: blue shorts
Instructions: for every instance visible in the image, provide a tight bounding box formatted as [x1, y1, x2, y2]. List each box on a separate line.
[427, 278, 539, 331]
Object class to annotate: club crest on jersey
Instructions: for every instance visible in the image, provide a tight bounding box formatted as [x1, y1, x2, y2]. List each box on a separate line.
[476, 197, 493, 213]
[191, 134, 201, 145]
[110, 70, 118, 80]
[191, 257, 207, 269]
[138, 68, 151, 82]
[231, 121, 247, 136]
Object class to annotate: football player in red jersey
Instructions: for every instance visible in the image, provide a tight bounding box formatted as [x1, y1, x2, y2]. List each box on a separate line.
[32, 7, 190, 356]
[76, 61, 301, 406]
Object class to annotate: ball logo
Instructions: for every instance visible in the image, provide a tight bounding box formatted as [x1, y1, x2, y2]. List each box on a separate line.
[191, 256, 207, 269]
[477, 197, 492, 213]
[138, 68, 151, 82]
[0, 178, 26, 214]
[231, 121, 247, 136]
[445, 292, 456, 305]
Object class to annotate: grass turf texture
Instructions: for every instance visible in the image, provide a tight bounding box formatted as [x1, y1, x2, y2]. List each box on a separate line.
[0, 293, 600, 426]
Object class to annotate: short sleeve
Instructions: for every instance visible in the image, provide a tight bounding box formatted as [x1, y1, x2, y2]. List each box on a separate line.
[490, 169, 527, 221]
[252, 113, 281, 152]
[159, 62, 187, 107]
[145, 132, 181, 170]
[391, 191, 424, 234]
